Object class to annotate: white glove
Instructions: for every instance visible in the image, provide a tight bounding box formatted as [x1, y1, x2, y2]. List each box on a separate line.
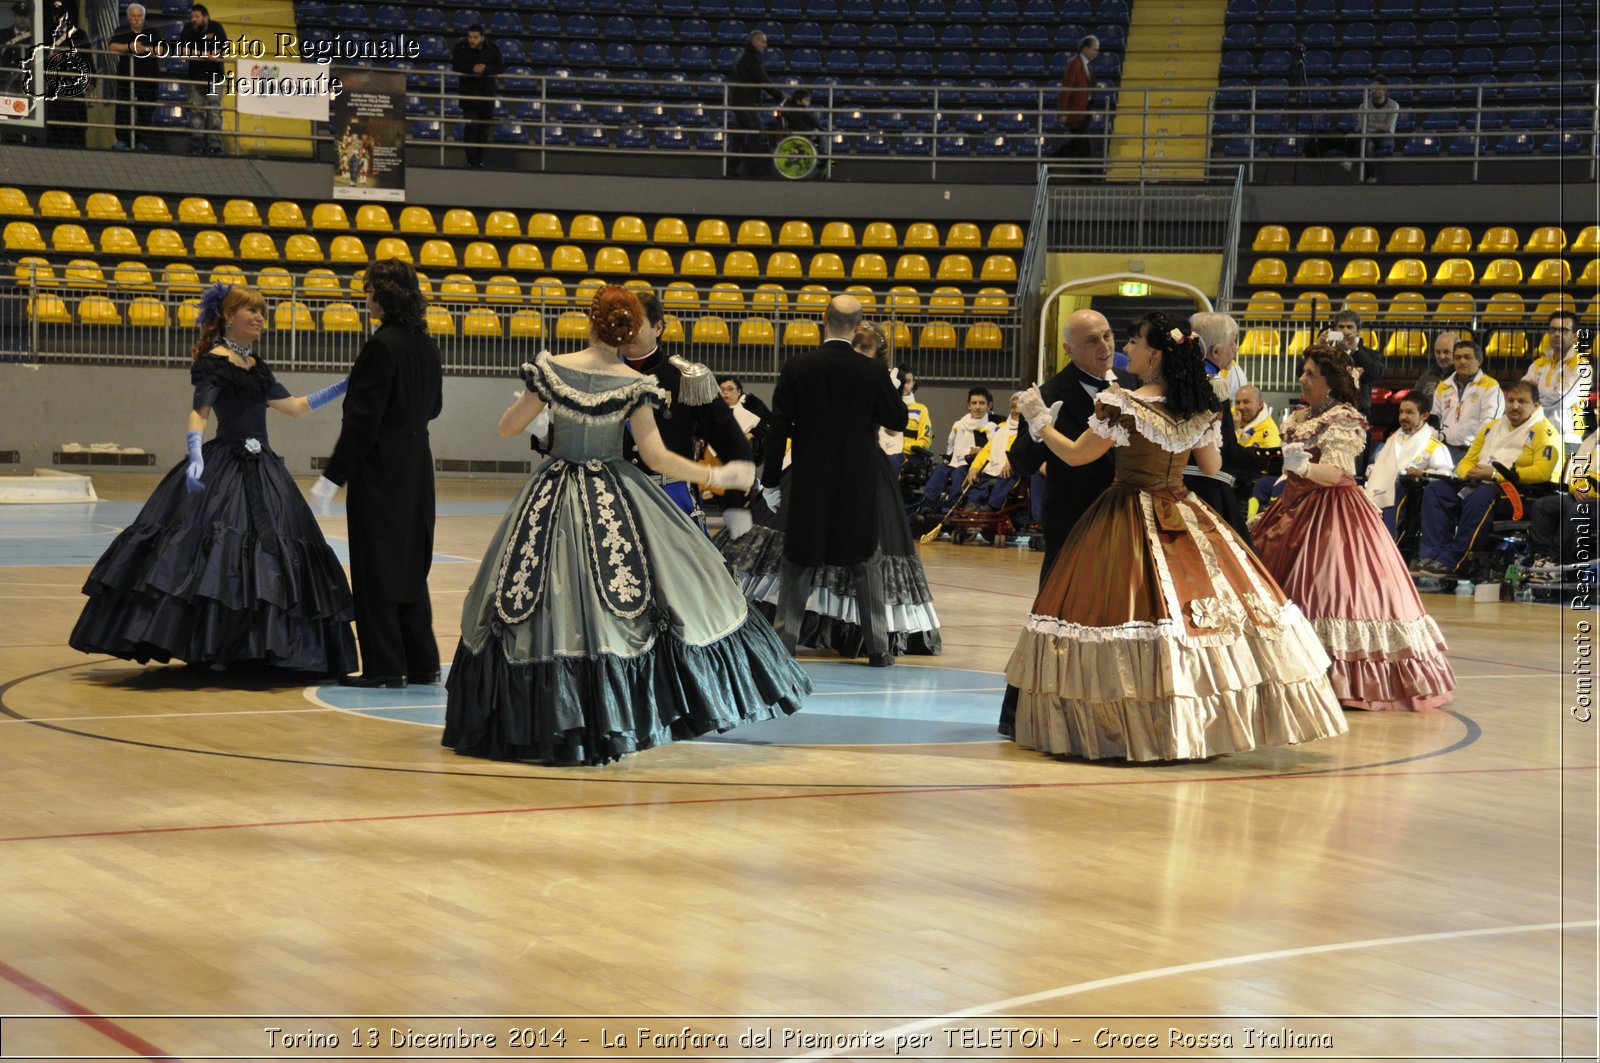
[704, 460, 756, 491]
[761, 485, 783, 510]
[1016, 385, 1061, 442]
[1281, 442, 1310, 476]
[889, 366, 901, 392]
[309, 475, 339, 516]
[722, 507, 753, 539]
[528, 407, 551, 439]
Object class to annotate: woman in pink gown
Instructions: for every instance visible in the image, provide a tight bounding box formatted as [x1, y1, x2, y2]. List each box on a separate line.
[1251, 344, 1456, 711]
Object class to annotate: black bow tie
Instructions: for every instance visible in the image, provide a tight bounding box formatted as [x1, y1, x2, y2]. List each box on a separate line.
[1072, 365, 1112, 391]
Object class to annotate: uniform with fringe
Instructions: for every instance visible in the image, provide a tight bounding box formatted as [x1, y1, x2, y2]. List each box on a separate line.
[1005, 386, 1348, 761]
[444, 354, 811, 765]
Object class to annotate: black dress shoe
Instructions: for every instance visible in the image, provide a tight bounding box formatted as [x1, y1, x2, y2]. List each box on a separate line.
[339, 674, 407, 688]
[865, 653, 896, 668]
[407, 670, 442, 685]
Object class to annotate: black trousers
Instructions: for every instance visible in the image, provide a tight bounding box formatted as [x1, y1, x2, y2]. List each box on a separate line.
[352, 577, 439, 679]
[117, 82, 157, 146]
[461, 99, 493, 164]
[1530, 493, 1592, 566]
[774, 554, 889, 658]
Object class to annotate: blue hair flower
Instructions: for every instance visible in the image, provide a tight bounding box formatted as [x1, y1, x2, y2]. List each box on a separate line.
[197, 282, 232, 327]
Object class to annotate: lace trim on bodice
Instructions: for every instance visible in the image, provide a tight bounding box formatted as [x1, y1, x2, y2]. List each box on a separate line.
[522, 351, 667, 424]
[1087, 385, 1223, 453]
[1284, 402, 1368, 475]
[191, 352, 287, 405]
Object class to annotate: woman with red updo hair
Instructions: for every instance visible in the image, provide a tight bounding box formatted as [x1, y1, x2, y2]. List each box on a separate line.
[443, 284, 811, 765]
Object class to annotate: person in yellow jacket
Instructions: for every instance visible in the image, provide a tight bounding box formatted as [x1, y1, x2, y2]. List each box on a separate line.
[960, 392, 1023, 512]
[1523, 310, 1588, 446]
[896, 364, 934, 463]
[1433, 338, 1504, 462]
[1414, 379, 1563, 575]
[1233, 385, 1281, 449]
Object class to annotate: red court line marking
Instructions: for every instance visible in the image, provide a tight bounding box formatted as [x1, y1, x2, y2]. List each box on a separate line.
[1, 763, 1592, 845]
[0, 957, 180, 1060]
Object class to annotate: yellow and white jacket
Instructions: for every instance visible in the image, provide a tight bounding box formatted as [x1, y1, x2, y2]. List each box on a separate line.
[1365, 424, 1453, 509]
[1456, 408, 1564, 486]
[1434, 370, 1505, 447]
[1235, 408, 1282, 449]
[1523, 349, 1587, 445]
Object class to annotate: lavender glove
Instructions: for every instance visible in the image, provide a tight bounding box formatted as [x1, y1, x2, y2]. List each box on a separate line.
[184, 429, 205, 493]
[306, 378, 349, 411]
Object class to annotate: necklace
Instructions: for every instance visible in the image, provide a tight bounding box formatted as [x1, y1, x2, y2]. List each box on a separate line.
[221, 336, 253, 360]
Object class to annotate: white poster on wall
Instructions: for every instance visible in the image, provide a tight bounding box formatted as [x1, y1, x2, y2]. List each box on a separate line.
[230, 59, 341, 122]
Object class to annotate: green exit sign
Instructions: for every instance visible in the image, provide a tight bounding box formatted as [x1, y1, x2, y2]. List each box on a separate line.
[1118, 281, 1150, 296]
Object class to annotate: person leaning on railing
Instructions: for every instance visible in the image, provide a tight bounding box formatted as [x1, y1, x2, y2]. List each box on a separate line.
[108, 1, 158, 151]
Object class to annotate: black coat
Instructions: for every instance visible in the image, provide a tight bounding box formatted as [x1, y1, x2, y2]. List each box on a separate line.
[450, 37, 503, 102]
[729, 45, 783, 109]
[323, 323, 443, 602]
[763, 339, 904, 567]
[1350, 342, 1386, 415]
[620, 346, 751, 468]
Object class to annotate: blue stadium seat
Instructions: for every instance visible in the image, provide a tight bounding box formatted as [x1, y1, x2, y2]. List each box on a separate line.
[679, 17, 712, 39]
[914, 0, 948, 17]
[1554, 15, 1587, 40]
[494, 122, 529, 143]
[1381, 20, 1417, 45]
[979, 24, 1012, 46]
[1259, 50, 1292, 76]
[1302, 22, 1336, 46]
[939, 134, 972, 155]
[605, 43, 638, 67]
[1421, 108, 1458, 130]
[940, 24, 972, 46]
[1455, 0, 1493, 16]
[409, 118, 441, 140]
[1414, 47, 1453, 74]
[1338, 0, 1371, 17]
[566, 14, 599, 36]
[826, 49, 861, 73]
[616, 125, 649, 149]
[1457, 47, 1494, 74]
[1094, 23, 1124, 48]
[1224, 0, 1256, 19]
[1262, 23, 1295, 46]
[497, 39, 526, 64]
[635, 100, 668, 124]
[642, 43, 675, 67]
[410, 7, 444, 30]
[788, 47, 823, 71]
[1503, 17, 1543, 43]
[938, 52, 972, 75]
[1098, 0, 1129, 20]
[1222, 23, 1255, 47]
[1061, 0, 1091, 18]
[450, 8, 481, 31]
[1402, 133, 1441, 154]
[1495, 133, 1536, 154]
[1375, 48, 1413, 74]
[1342, 21, 1376, 46]
[1264, 0, 1295, 18]
[1303, 0, 1334, 16]
[878, 0, 910, 18]
[806, 0, 838, 16]
[653, 127, 687, 149]
[866, 22, 899, 45]
[1503, 71, 1542, 98]
[1377, 0, 1412, 16]
[567, 41, 601, 65]
[1419, 18, 1455, 44]
[1495, 0, 1534, 14]
[1013, 51, 1047, 76]
[842, 0, 875, 17]
[863, 49, 897, 73]
[1024, 0, 1057, 20]
[903, 21, 935, 45]
[790, 19, 824, 43]
[829, 21, 862, 44]
[701, 0, 733, 16]
[1508, 109, 1549, 130]
[1220, 51, 1253, 77]
[857, 132, 889, 154]
[953, 0, 985, 19]
[715, 18, 748, 42]
[847, 76, 884, 104]
[1543, 132, 1586, 154]
[334, 3, 370, 26]
[1303, 49, 1333, 75]
[1462, 18, 1500, 44]
[900, 50, 933, 74]
[1336, 49, 1373, 76]
[975, 133, 1011, 156]
[975, 51, 1009, 76]
[896, 133, 931, 154]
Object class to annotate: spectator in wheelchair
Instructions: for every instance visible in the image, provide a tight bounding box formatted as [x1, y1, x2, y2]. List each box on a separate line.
[1528, 429, 1596, 580]
[896, 365, 934, 466]
[1434, 338, 1504, 466]
[957, 392, 1023, 515]
[1524, 311, 1588, 448]
[913, 386, 998, 516]
[1365, 392, 1454, 538]
[1413, 380, 1563, 577]
[1233, 385, 1281, 450]
[1413, 331, 1458, 397]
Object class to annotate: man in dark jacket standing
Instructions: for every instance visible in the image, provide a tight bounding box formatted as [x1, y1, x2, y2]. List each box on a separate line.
[312, 259, 444, 688]
[451, 23, 502, 168]
[177, 3, 225, 154]
[762, 295, 906, 665]
[727, 29, 783, 177]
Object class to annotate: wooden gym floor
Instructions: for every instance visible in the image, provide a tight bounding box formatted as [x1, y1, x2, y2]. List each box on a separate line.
[0, 474, 1593, 1062]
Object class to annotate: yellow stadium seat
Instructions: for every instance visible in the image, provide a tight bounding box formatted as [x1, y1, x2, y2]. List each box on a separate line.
[255, 266, 293, 294]
[281, 234, 322, 263]
[322, 302, 364, 332]
[735, 219, 772, 246]
[127, 296, 169, 327]
[895, 253, 931, 281]
[38, 190, 80, 218]
[347, 270, 366, 296]
[412, 271, 432, 298]
[1480, 292, 1525, 322]
[129, 196, 171, 225]
[809, 252, 844, 280]
[508, 310, 545, 339]
[843, 284, 875, 309]
[528, 276, 567, 305]
[265, 200, 304, 228]
[1529, 258, 1572, 287]
[930, 286, 965, 311]
[425, 305, 455, 336]
[385, 207, 430, 235]
[1339, 225, 1380, 253]
[239, 232, 278, 261]
[1285, 328, 1317, 357]
[85, 192, 126, 220]
[1434, 291, 1476, 321]
[706, 283, 743, 312]
[973, 287, 1010, 314]
[219, 199, 261, 228]
[1384, 259, 1427, 286]
[1485, 330, 1528, 359]
[820, 221, 856, 247]
[113, 260, 156, 290]
[1334, 259, 1380, 286]
[98, 226, 140, 256]
[1477, 226, 1519, 254]
[920, 322, 958, 350]
[311, 203, 350, 230]
[419, 239, 457, 268]
[207, 265, 247, 289]
[77, 296, 120, 325]
[373, 237, 412, 263]
[1297, 225, 1335, 253]
[162, 262, 202, 293]
[1243, 291, 1284, 319]
[1481, 258, 1523, 286]
[862, 222, 898, 247]
[1292, 258, 1333, 286]
[795, 285, 830, 309]
[1523, 226, 1566, 254]
[0, 187, 31, 215]
[738, 318, 775, 346]
[329, 235, 367, 263]
[51, 223, 93, 253]
[979, 254, 1017, 282]
[572, 277, 604, 307]
[525, 212, 562, 240]
[609, 215, 646, 243]
[1572, 226, 1600, 254]
[987, 222, 1024, 249]
[1577, 259, 1600, 288]
[441, 208, 478, 236]
[680, 249, 717, 276]
[905, 222, 939, 248]
[463, 241, 502, 270]
[461, 307, 501, 337]
[550, 245, 589, 273]
[554, 310, 588, 341]
[508, 243, 544, 272]
[1432, 258, 1475, 286]
[778, 220, 814, 247]
[1430, 225, 1471, 254]
[1384, 329, 1428, 358]
[946, 222, 982, 249]
[28, 293, 71, 323]
[567, 214, 603, 241]
[653, 217, 689, 244]
[888, 322, 912, 352]
[479, 210, 517, 238]
[661, 314, 685, 344]
[439, 274, 477, 302]
[714, 250, 753, 278]
[594, 247, 631, 274]
[851, 253, 888, 280]
[691, 316, 731, 345]
[1289, 291, 1332, 318]
[966, 323, 1004, 350]
[784, 319, 821, 346]
[300, 268, 342, 296]
[483, 275, 522, 304]
[1246, 258, 1286, 286]
[1385, 291, 1428, 320]
[1384, 226, 1426, 254]
[3, 221, 45, 252]
[766, 251, 802, 279]
[1251, 224, 1290, 252]
[192, 230, 233, 259]
[274, 300, 314, 331]
[1239, 327, 1281, 356]
[63, 259, 105, 288]
[346, 203, 392, 232]
[1343, 291, 1379, 319]
[637, 247, 674, 276]
[176, 299, 203, 328]
[176, 197, 215, 225]
[751, 283, 787, 313]
[662, 281, 699, 312]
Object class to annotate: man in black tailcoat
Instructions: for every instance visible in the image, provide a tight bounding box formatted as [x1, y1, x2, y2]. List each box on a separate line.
[762, 294, 906, 665]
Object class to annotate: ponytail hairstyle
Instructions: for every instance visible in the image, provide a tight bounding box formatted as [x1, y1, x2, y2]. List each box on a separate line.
[366, 257, 427, 333]
[1128, 311, 1219, 421]
[191, 282, 266, 358]
[1301, 343, 1360, 407]
[853, 321, 889, 360]
[589, 284, 642, 348]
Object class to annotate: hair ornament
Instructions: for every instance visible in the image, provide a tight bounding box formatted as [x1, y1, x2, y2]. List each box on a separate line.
[1169, 327, 1185, 344]
[197, 282, 232, 327]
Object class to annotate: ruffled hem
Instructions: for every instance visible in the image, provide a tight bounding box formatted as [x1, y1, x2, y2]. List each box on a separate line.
[747, 599, 942, 657]
[1309, 613, 1450, 658]
[1327, 649, 1456, 712]
[442, 611, 812, 765]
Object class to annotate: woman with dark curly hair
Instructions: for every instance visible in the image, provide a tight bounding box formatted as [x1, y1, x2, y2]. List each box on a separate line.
[312, 258, 444, 688]
[1252, 344, 1455, 711]
[1004, 313, 1347, 761]
[443, 285, 811, 765]
[70, 283, 358, 674]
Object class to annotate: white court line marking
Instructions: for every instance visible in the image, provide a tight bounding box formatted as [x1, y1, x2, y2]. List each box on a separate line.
[0, 706, 336, 725]
[784, 920, 1599, 1061]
